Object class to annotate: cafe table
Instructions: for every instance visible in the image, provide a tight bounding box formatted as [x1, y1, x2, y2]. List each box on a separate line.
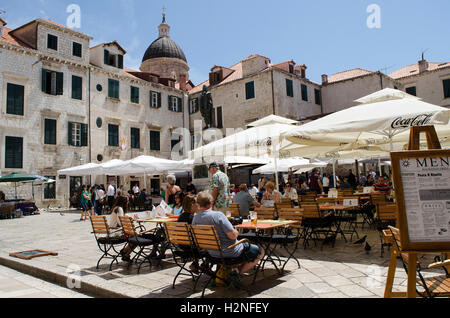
[136, 216, 179, 256]
[319, 204, 359, 244]
[235, 219, 301, 282]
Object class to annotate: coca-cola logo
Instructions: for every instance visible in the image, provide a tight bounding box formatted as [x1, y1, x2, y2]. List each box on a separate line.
[391, 114, 433, 129]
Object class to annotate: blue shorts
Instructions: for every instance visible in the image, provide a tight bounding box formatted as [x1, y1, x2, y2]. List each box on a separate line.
[81, 202, 90, 212]
[241, 242, 261, 261]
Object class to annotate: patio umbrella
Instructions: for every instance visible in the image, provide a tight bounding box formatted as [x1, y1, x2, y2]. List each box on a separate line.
[21, 175, 56, 200]
[0, 173, 37, 200]
[58, 163, 102, 176]
[281, 88, 450, 156]
[252, 158, 310, 174]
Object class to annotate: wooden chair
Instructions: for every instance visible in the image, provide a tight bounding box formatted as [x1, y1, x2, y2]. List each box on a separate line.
[374, 204, 397, 257]
[300, 194, 317, 203]
[388, 227, 450, 298]
[89, 215, 127, 271]
[164, 223, 202, 290]
[254, 207, 276, 220]
[300, 203, 334, 249]
[281, 198, 292, 205]
[229, 203, 241, 218]
[190, 225, 249, 298]
[119, 216, 160, 274]
[316, 197, 338, 206]
[338, 189, 354, 198]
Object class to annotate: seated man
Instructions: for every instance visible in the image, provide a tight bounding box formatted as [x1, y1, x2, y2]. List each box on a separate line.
[372, 176, 392, 195]
[233, 184, 260, 218]
[339, 177, 353, 189]
[193, 191, 264, 284]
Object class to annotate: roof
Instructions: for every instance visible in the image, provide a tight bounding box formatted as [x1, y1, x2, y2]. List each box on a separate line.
[10, 18, 92, 40]
[389, 61, 450, 80]
[0, 18, 6, 26]
[0, 27, 33, 49]
[327, 68, 374, 84]
[142, 36, 186, 63]
[189, 60, 243, 94]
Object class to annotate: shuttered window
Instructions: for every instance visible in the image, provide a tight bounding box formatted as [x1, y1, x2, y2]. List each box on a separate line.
[315, 89, 322, 105]
[301, 84, 308, 101]
[108, 79, 119, 99]
[5, 136, 23, 169]
[286, 79, 294, 97]
[168, 96, 183, 112]
[245, 81, 255, 100]
[118, 54, 124, 69]
[130, 86, 139, 104]
[131, 128, 140, 149]
[150, 131, 160, 151]
[190, 98, 199, 114]
[72, 42, 82, 57]
[71, 75, 83, 100]
[44, 119, 57, 145]
[47, 34, 58, 50]
[108, 124, 119, 147]
[42, 69, 63, 96]
[150, 91, 161, 108]
[443, 79, 450, 99]
[68, 122, 88, 147]
[6, 83, 24, 116]
[216, 106, 223, 129]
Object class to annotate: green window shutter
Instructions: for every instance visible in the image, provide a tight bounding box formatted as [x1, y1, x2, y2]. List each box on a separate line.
[56, 72, 64, 95]
[108, 124, 119, 147]
[81, 124, 88, 147]
[157, 92, 161, 108]
[5, 136, 23, 169]
[109, 79, 119, 99]
[41, 69, 47, 93]
[286, 79, 294, 97]
[7, 83, 24, 116]
[246, 81, 255, 99]
[114, 80, 119, 99]
[131, 128, 140, 149]
[301, 84, 308, 101]
[217, 106, 223, 128]
[178, 97, 183, 112]
[118, 55, 124, 69]
[131, 86, 139, 103]
[108, 79, 113, 98]
[168, 95, 172, 111]
[315, 89, 322, 105]
[68, 122, 73, 146]
[104, 50, 109, 65]
[44, 119, 57, 145]
[150, 131, 160, 151]
[73, 42, 82, 57]
[72, 76, 82, 100]
[444, 80, 450, 99]
[47, 34, 58, 50]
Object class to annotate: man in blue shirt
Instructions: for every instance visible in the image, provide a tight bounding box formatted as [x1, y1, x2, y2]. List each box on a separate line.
[233, 184, 261, 218]
[193, 191, 264, 281]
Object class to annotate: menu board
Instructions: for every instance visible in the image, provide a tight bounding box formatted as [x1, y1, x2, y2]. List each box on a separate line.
[391, 149, 450, 251]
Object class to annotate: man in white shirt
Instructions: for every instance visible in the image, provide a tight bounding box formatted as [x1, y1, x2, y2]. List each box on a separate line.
[132, 184, 140, 195]
[248, 184, 258, 200]
[95, 186, 106, 215]
[106, 183, 115, 210]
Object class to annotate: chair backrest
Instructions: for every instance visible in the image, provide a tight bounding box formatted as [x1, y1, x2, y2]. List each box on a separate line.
[377, 204, 397, 221]
[281, 198, 292, 204]
[301, 195, 317, 203]
[277, 208, 303, 222]
[119, 216, 137, 236]
[300, 203, 321, 219]
[190, 225, 222, 252]
[338, 189, 354, 197]
[164, 222, 192, 247]
[275, 202, 293, 211]
[90, 215, 110, 235]
[317, 197, 338, 205]
[228, 204, 241, 218]
[254, 207, 276, 220]
[371, 193, 387, 205]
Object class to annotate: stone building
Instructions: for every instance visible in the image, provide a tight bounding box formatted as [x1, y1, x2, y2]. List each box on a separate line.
[0, 14, 190, 207]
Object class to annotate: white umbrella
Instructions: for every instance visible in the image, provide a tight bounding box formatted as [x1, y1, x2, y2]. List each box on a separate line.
[252, 158, 310, 174]
[58, 163, 102, 176]
[247, 115, 299, 127]
[108, 156, 191, 176]
[282, 88, 450, 155]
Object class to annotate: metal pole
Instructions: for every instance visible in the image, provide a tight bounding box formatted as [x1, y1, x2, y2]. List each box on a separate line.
[332, 159, 337, 189]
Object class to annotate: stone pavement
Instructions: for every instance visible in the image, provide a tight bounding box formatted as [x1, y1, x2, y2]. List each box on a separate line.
[0, 264, 90, 298]
[0, 211, 443, 298]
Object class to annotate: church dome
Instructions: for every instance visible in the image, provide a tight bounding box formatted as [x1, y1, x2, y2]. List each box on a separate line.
[142, 36, 187, 63]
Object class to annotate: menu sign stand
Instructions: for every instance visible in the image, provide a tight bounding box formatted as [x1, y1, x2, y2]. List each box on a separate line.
[384, 126, 450, 298]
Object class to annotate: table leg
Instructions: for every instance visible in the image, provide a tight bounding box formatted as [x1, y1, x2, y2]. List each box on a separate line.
[407, 253, 418, 298]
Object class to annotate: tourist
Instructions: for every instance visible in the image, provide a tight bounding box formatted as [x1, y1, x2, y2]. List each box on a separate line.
[283, 182, 299, 206]
[192, 192, 264, 284]
[261, 181, 281, 207]
[233, 184, 261, 218]
[80, 185, 90, 221]
[258, 176, 267, 192]
[171, 191, 184, 217]
[106, 183, 115, 211]
[95, 186, 106, 215]
[229, 184, 237, 202]
[322, 173, 330, 195]
[132, 184, 140, 196]
[90, 185, 97, 216]
[340, 177, 353, 189]
[248, 184, 258, 200]
[208, 162, 230, 213]
[359, 173, 367, 187]
[366, 175, 375, 187]
[186, 180, 197, 195]
[165, 175, 181, 207]
[308, 169, 323, 194]
[348, 169, 357, 189]
[372, 176, 392, 195]
[108, 196, 128, 229]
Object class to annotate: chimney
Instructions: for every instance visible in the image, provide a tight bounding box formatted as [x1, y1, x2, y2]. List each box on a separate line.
[0, 18, 6, 38]
[418, 59, 429, 74]
[321, 74, 328, 85]
[299, 64, 307, 79]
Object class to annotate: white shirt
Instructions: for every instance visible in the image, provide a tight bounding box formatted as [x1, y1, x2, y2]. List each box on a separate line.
[107, 185, 115, 196]
[322, 177, 330, 187]
[96, 189, 106, 200]
[249, 187, 258, 199]
[133, 186, 140, 194]
[283, 188, 298, 201]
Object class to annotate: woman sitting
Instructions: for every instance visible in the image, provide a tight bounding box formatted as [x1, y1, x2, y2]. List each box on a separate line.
[172, 192, 185, 217]
[282, 182, 299, 206]
[108, 196, 128, 229]
[261, 181, 281, 207]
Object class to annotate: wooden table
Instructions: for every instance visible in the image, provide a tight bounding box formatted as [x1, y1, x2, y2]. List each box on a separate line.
[136, 217, 178, 256]
[235, 220, 300, 281]
[319, 204, 359, 243]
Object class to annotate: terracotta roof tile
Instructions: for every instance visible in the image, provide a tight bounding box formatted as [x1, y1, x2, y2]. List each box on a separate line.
[389, 62, 450, 79]
[327, 68, 374, 83]
[0, 27, 33, 49]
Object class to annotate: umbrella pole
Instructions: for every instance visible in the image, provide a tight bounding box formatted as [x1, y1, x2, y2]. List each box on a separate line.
[332, 160, 337, 189]
[378, 158, 382, 177]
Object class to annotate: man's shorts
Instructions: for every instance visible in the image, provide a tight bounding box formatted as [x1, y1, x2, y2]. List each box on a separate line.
[241, 242, 261, 261]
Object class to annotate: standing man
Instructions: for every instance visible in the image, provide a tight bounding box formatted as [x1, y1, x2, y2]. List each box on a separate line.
[209, 162, 230, 213]
[308, 169, 323, 194]
[348, 169, 357, 189]
[106, 183, 115, 211]
[132, 183, 140, 197]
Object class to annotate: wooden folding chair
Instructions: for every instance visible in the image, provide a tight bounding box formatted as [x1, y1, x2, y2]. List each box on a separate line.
[89, 216, 127, 271]
[300, 203, 334, 249]
[374, 204, 397, 257]
[190, 225, 249, 298]
[119, 216, 160, 274]
[388, 227, 450, 298]
[164, 223, 202, 290]
[229, 203, 241, 218]
[317, 197, 338, 206]
[254, 207, 276, 220]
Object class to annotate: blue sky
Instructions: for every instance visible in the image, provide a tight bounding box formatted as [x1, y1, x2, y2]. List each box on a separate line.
[2, 0, 450, 85]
